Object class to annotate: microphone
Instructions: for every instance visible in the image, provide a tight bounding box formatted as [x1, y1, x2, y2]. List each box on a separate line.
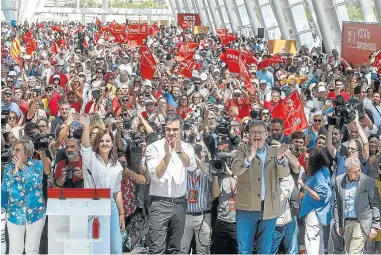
[87, 169, 99, 200]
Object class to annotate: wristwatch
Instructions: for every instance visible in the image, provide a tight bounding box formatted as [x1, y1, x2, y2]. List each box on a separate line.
[176, 150, 183, 154]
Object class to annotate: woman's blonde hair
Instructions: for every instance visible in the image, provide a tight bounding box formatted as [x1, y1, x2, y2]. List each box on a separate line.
[88, 112, 105, 129]
[13, 139, 34, 158]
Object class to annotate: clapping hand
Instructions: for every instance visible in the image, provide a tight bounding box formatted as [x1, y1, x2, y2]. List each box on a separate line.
[277, 144, 289, 160]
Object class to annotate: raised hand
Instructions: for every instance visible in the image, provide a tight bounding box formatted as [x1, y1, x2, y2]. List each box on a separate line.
[247, 141, 258, 162]
[277, 144, 289, 159]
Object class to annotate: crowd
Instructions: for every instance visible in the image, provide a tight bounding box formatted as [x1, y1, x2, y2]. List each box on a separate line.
[1, 19, 381, 255]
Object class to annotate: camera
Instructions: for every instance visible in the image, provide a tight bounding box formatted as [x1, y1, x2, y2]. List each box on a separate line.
[210, 152, 232, 176]
[332, 95, 364, 128]
[1, 110, 10, 128]
[1, 149, 10, 163]
[123, 120, 131, 130]
[66, 166, 75, 180]
[215, 116, 232, 138]
[30, 132, 54, 151]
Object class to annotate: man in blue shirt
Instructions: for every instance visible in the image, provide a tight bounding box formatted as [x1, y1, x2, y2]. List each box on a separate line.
[1, 87, 24, 124]
[256, 67, 274, 87]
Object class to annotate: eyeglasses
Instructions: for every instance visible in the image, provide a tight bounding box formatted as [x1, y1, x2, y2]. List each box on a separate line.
[109, 77, 114, 80]
[4, 92, 12, 96]
[91, 132, 98, 136]
[53, 78, 60, 80]
[8, 116, 16, 120]
[121, 98, 129, 102]
[348, 147, 358, 152]
[97, 71, 103, 74]
[314, 119, 322, 123]
[262, 112, 270, 116]
[79, 75, 85, 78]
[249, 130, 266, 135]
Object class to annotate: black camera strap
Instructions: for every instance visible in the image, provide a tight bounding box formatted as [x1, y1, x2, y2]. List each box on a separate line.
[372, 103, 381, 118]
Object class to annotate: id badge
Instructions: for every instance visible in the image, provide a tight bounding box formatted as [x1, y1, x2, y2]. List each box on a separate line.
[228, 197, 236, 211]
[188, 190, 199, 203]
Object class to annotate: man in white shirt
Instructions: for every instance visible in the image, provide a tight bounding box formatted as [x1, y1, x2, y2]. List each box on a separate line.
[145, 113, 197, 254]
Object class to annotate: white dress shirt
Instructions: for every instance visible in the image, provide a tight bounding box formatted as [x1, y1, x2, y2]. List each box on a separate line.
[145, 138, 197, 198]
[81, 145, 123, 194]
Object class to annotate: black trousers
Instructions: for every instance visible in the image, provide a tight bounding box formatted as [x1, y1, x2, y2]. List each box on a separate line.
[210, 218, 238, 254]
[148, 199, 186, 254]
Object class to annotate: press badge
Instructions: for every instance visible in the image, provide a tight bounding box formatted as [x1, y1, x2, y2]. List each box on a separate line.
[228, 197, 236, 211]
[188, 190, 199, 203]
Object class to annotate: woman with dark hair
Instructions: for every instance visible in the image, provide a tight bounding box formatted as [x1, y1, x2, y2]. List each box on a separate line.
[368, 134, 381, 179]
[177, 95, 191, 119]
[79, 116, 124, 254]
[298, 148, 332, 255]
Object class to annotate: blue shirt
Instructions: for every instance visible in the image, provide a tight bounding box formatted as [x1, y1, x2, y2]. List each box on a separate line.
[256, 70, 274, 87]
[244, 146, 267, 201]
[1, 100, 23, 118]
[164, 91, 178, 107]
[186, 169, 212, 213]
[1, 159, 46, 225]
[344, 177, 358, 218]
[300, 167, 332, 226]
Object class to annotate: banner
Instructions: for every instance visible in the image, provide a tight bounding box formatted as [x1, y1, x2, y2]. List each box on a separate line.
[271, 91, 308, 136]
[225, 49, 241, 73]
[371, 51, 381, 74]
[139, 46, 156, 80]
[10, 37, 22, 69]
[178, 13, 201, 29]
[268, 40, 297, 55]
[193, 26, 209, 35]
[342, 22, 381, 66]
[175, 42, 199, 61]
[148, 24, 160, 36]
[22, 31, 37, 55]
[216, 28, 228, 37]
[178, 60, 201, 78]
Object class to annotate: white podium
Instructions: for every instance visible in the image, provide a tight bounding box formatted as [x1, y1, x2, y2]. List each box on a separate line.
[46, 188, 111, 254]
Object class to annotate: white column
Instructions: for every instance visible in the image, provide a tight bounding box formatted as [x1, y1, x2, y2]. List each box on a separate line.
[271, 0, 290, 39]
[183, 0, 191, 12]
[101, 0, 108, 23]
[215, 0, 226, 28]
[311, 0, 340, 54]
[207, 0, 223, 30]
[167, 0, 178, 23]
[231, 0, 244, 28]
[252, 0, 268, 38]
[222, 0, 240, 32]
[304, 0, 322, 39]
[194, 0, 213, 28]
[282, 0, 298, 43]
[243, 0, 262, 36]
[375, 0, 381, 24]
[177, 1, 186, 13]
[356, 0, 377, 22]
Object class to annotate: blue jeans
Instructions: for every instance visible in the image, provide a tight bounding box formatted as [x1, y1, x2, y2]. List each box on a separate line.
[110, 201, 122, 254]
[236, 209, 277, 254]
[270, 216, 299, 254]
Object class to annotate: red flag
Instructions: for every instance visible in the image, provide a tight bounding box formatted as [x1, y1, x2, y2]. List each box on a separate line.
[148, 24, 160, 36]
[51, 25, 63, 33]
[241, 49, 258, 67]
[83, 39, 89, 48]
[22, 31, 37, 55]
[96, 17, 102, 28]
[127, 23, 148, 42]
[178, 60, 201, 78]
[10, 37, 22, 69]
[177, 14, 201, 29]
[271, 91, 308, 136]
[175, 42, 199, 61]
[371, 51, 381, 74]
[73, 25, 85, 35]
[51, 41, 58, 54]
[216, 28, 228, 37]
[258, 54, 284, 70]
[139, 46, 156, 80]
[239, 56, 254, 93]
[225, 49, 241, 73]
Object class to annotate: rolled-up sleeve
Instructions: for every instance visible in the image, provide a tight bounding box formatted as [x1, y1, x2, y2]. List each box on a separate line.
[81, 145, 95, 175]
[145, 144, 161, 182]
[314, 174, 329, 201]
[184, 143, 197, 172]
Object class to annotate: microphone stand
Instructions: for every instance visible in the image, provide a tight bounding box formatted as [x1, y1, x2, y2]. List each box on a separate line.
[87, 169, 100, 200]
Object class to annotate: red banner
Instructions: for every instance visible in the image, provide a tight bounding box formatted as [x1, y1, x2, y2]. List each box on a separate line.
[178, 60, 201, 78]
[51, 41, 58, 54]
[271, 91, 308, 136]
[96, 17, 102, 28]
[371, 51, 381, 74]
[22, 31, 37, 55]
[239, 56, 254, 93]
[148, 24, 160, 36]
[216, 28, 228, 37]
[51, 25, 62, 33]
[225, 49, 241, 73]
[241, 49, 258, 67]
[139, 46, 156, 80]
[178, 13, 201, 29]
[342, 22, 381, 66]
[175, 42, 199, 61]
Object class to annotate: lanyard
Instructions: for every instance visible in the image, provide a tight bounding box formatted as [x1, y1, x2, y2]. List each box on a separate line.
[190, 174, 201, 187]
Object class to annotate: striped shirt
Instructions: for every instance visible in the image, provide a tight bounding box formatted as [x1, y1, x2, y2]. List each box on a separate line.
[186, 169, 212, 213]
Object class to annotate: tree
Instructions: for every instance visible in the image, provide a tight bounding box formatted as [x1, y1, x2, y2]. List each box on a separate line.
[346, 2, 364, 22]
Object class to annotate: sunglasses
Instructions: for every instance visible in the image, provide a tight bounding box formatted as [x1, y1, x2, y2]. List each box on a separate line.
[53, 78, 60, 80]
[348, 147, 358, 152]
[262, 112, 270, 115]
[4, 92, 12, 96]
[109, 77, 114, 80]
[121, 98, 129, 102]
[313, 119, 322, 123]
[8, 116, 16, 120]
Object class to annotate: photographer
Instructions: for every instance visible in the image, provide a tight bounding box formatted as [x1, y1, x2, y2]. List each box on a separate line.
[53, 138, 84, 188]
[1, 88, 24, 126]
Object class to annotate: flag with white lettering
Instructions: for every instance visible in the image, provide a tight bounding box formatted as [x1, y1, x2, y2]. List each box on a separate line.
[139, 46, 156, 80]
[178, 13, 201, 29]
[271, 91, 308, 136]
[175, 42, 199, 61]
[178, 60, 201, 78]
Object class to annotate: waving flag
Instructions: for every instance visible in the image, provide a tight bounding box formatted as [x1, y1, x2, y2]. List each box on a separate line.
[241, 49, 258, 67]
[148, 24, 160, 36]
[139, 46, 156, 80]
[239, 56, 254, 93]
[271, 91, 308, 136]
[51, 41, 58, 54]
[175, 42, 199, 61]
[96, 17, 102, 28]
[216, 28, 228, 37]
[225, 49, 241, 73]
[22, 31, 37, 55]
[371, 51, 381, 74]
[178, 60, 202, 78]
[51, 25, 63, 33]
[10, 37, 22, 69]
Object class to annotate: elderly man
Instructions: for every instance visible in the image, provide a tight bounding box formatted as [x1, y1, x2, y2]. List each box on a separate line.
[333, 157, 381, 255]
[231, 120, 290, 254]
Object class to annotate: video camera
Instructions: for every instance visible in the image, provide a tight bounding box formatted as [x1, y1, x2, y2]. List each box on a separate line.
[215, 116, 232, 138]
[330, 95, 364, 128]
[209, 152, 233, 176]
[30, 132, 55, 151]
[1, 110, 10, 129]
[1, 149, 10, 163]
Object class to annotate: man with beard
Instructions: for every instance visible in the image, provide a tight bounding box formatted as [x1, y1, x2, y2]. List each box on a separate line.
[53, 138, 84, 188]
[270, 118, 292, 144]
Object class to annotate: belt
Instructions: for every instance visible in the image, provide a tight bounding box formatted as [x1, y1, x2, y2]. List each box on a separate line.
[345, 217, 358, 221]
[187, 210, 211, 216]
[151, 195, 186, 204]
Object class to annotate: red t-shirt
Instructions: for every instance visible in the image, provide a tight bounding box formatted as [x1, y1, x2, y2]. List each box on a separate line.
[48, 73, 69, 89]
[84, 101, 93, 114]
[70, 101, 81, 113]
[327, 90, 350, 102]
[54, 156, 83, 183]
[177, 106, 191, 119]
[225, 99, 251, 119]
[264, 99, 283, 112]
[18, 100, 29, 119]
